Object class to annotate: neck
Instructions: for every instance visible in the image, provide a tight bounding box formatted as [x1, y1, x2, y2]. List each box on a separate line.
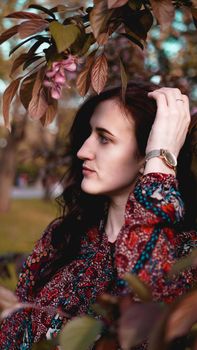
[105, 185, 134, 243]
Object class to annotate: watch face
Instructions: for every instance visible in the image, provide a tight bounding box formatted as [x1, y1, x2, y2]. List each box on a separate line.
[163, 150, 177, 166]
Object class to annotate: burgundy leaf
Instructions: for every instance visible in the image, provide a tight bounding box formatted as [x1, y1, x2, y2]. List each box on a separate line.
[18, 19, 49, 39]
[165, 290, 197, 342]
[28, 4, 56, 19]
[91, 53, 108, 94]
[90, 1, 111, 39]
[40, 99, 58, 127]
[23, 55, 44, 70]
[28, 88, 48, 120]
[6, 11, 43, 20]
[9, 35, 42, 56]
[76, 52, 96, 96]
[95, 336, 119, 349]
[10, 53, 29, 77]
[2, 77, 22, 130]
[0, 25, 19, 45]
[149, 0, 175, 30]
[118, 302, 162, 349]
[19, 73, 37, 109]
[28, 68, 48, 120]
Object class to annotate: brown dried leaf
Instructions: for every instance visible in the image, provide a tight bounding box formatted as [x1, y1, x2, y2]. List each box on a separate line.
[91, 53, 108, 94]
[28, 68, 48, 120]
[165, 290, 197, 342]
[76, 53, 96, 96]
[10, 53, 29, 77]
[90, 1, 110, 39]
[20, 73, 37, 109]
[118, 302, 162, 350]
[18, 19, 49, 39]
[97, 31, 109, 45]
[40, 99, 58, 127]
[149, 0, 175, 30]
[124, 273, 152, 302]
[6, 11, 43, 20]
[191, 8, 197, 28]
[0, 25, 19, 45]
[2, 77, 21, 130]
[107, 0, 128, 9]
[28, 88, 48, 120]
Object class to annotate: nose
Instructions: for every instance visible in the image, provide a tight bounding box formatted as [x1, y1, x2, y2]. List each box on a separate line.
[77, 136, 95, 161]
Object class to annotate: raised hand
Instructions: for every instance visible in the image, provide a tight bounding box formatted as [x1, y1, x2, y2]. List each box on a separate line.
[144, 87, 191, 175]
[146, 87, 191, 157]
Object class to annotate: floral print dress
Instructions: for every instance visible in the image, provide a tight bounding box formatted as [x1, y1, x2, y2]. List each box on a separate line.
[0, 173, 196, 350]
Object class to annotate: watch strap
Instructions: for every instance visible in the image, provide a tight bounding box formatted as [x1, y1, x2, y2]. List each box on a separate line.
[145, 149, 177, 171]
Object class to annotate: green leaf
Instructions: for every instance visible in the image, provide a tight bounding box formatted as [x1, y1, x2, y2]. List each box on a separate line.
[169, 249, 197, 276]
[119, 57, 128, 102]
[49, 21, 81, 53]
[60, 316, 102, 350]
[31, 338, 58, 350]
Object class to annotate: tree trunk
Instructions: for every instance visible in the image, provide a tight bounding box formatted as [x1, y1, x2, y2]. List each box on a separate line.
[0, 118, 26, 212]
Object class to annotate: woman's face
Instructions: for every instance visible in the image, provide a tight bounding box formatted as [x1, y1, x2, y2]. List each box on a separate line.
[77, 99, 144, 197]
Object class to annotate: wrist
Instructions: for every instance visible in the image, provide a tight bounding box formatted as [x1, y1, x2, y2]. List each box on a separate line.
[144, 157, 176, 176]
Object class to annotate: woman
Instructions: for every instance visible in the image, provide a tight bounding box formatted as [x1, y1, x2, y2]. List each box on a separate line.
[0, 80, 196, 349]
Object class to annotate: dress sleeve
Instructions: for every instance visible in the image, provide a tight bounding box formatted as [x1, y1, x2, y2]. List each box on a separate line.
[115, 173, 196, 303]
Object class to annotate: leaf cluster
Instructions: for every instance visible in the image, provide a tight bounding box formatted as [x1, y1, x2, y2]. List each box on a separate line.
[0, 249, 197, 350]
[0, 0, 196, 129]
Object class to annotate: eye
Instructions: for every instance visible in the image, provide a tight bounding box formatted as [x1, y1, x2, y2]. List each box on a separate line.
[98, 134, 110, 144]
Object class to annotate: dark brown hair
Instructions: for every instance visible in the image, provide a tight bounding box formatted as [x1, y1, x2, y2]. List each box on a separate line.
[33, 79, 196, 293]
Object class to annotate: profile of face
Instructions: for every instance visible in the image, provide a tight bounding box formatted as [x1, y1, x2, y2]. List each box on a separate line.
[77, 99, 144, 198]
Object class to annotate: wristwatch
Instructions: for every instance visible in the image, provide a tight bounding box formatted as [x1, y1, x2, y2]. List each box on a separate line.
[145, 149, 177, 171]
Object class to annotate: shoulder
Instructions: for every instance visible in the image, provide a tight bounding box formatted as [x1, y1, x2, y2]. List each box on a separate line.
[33, 217, 63, 251]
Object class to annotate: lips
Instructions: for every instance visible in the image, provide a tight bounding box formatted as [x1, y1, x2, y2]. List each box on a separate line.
[82, 166, 95, 172]
[82, 166, 96, 175]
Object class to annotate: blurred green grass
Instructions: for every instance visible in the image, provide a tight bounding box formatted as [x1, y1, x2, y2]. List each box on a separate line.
[0, 199, 58, 289]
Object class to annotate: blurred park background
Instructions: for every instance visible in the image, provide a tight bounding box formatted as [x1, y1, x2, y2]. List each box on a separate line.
[0, 0, 197, 289]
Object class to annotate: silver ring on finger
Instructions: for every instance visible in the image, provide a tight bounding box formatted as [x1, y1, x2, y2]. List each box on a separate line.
[176, 98, 184, 102]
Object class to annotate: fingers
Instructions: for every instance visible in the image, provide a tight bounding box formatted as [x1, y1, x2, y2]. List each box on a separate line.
[148, 87, 190, 120]
[146, 87, 191, 157]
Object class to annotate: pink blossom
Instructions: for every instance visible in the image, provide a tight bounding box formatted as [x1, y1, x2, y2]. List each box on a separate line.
[43, 55, 77, 100]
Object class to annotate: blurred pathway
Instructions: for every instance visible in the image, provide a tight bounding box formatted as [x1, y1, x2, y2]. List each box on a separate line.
[11, 186, 44, 199]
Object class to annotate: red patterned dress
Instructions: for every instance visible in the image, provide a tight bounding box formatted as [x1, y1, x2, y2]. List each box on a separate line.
[0, 173, 196, 349]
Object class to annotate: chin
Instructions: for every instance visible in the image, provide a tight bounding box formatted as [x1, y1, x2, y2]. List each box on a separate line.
[81, 181, 102, 195]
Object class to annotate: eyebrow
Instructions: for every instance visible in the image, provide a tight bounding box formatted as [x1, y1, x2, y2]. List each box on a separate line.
[94, 127, 115, 137]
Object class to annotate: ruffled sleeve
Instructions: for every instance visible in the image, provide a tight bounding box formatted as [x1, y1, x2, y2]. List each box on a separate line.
[115, 173, 196, 302]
